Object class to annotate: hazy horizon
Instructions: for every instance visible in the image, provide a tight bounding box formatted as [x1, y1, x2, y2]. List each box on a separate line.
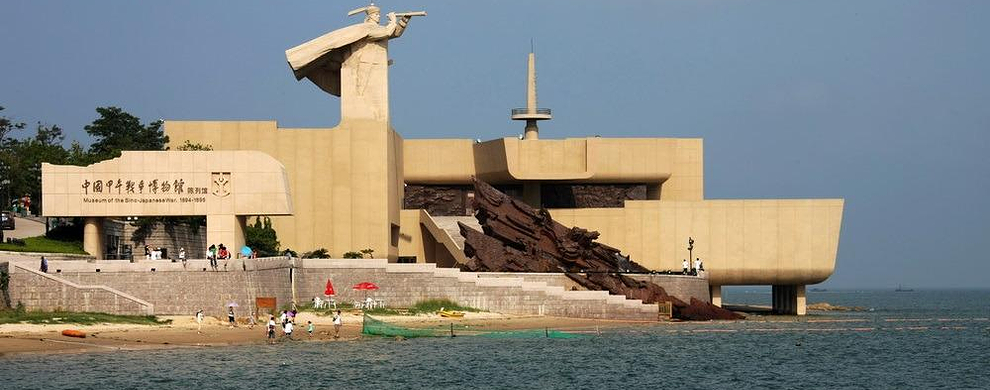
[2, 1, 987, 289]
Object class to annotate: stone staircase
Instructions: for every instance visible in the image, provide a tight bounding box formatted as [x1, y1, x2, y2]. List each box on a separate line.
[431, 216, 481, 249]
[298, 259, 661, 321]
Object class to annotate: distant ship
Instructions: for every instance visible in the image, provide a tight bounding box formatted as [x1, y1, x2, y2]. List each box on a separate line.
[809, 288, 828, 292]
[895, 285, 914, 292]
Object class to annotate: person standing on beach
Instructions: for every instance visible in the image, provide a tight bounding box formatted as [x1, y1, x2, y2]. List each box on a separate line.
[227, 306, 237, 328]
[307, 321, 314, 338]
[267, 315, 277, 344]
[333, 310, 342, 339]
[283, 319, 294, 340]
[178, 247, 186, 268]
[196, 309, 204, 333]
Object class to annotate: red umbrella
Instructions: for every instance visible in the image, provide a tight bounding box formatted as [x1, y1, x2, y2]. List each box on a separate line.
[352, 282, 379, 291]
[324, 279, 335, 296]
[352, 282, 380, 303]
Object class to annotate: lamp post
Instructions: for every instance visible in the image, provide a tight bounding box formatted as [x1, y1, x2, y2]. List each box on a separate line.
[687, 237, 694, 272]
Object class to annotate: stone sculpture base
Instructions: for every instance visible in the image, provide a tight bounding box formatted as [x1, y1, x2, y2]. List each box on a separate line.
[459, 178, 742, 321]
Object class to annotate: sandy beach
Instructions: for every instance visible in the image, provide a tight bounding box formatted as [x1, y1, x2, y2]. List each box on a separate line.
[0, 311, 654, 357]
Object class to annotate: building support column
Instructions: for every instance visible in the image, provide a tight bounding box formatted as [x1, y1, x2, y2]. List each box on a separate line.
[795, 285, 806, 316]
[522, 182, 541, 208]
[206, 214, 247, 258]
[83, 217, 104, 260]
[771, 285, 806, 315]
[709, 285, 722, 307]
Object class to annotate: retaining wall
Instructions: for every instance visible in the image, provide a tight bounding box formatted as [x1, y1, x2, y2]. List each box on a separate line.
[6, 263, 153, 315]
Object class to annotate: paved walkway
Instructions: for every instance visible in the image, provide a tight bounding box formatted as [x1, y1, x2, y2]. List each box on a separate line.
[5, 216, 45, 239]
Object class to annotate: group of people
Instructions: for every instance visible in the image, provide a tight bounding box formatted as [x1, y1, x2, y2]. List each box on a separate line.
[207, 244, 231, 271]
[10, 195, 30, 217]
[682, 258, 704, 275]
[264, 309, 343, 344]
[143, 245, 166, 260]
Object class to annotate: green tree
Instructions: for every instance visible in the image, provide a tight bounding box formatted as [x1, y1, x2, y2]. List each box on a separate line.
[0, 106, 26, 207]
[245, 217, 280, 257]
[85, 106, 168, 161]
[176, 140, 212, 151]
[2, 123, 70, 214]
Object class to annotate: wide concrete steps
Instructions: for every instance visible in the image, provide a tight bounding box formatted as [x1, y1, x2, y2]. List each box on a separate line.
[376, 261, 658, 319]
[431, 216, 482, 250]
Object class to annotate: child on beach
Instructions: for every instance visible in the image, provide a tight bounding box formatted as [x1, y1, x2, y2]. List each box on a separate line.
[283, 320, 294, 340]
[227, 306, 237, 328]
[267, 315, 277, 344]
[307, 321, 314, 338]
[196, 309, 204, 334]
[333, 310, 342, 339]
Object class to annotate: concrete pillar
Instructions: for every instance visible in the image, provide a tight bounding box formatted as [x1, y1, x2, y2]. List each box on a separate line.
[709, 285, 722, 307]
[771, 285, 806, 315]
[206, 214, 247, 257]
[522, 182, 541, 208]
[83, 217, 104, 259]
[796, 285, 806, 316]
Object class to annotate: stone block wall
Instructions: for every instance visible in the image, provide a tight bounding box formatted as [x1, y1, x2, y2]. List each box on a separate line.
[55, 268, 292, 318]
[103, 219, 206, 260]
[627, 274, 710, 303]
[6, 264, 152, 315]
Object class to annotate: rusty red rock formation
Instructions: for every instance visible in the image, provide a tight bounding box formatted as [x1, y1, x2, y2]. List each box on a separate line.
[459, 178, 743, 321]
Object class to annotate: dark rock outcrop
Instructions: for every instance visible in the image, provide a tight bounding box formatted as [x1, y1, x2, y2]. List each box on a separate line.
[459, 178, 742, 321]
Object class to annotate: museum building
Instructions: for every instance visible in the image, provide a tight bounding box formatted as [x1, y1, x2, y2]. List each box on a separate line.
[42, 6, 843, 315]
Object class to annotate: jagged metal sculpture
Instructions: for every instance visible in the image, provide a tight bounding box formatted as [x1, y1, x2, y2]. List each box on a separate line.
[458, 178, 742, 321]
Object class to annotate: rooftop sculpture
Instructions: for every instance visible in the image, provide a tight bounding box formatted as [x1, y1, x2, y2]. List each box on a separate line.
[285, 4, 426, 121]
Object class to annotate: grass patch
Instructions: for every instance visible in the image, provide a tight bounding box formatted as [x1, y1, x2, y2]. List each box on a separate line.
[0, 309, 170, 325]
[409, 299, 481, 314]
[0, 235, 87, 255]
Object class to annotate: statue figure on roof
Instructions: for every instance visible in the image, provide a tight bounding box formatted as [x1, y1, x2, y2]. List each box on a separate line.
[286, 4, 426, 122]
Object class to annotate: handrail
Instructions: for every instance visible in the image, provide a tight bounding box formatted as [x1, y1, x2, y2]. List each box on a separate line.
[10, 263, 154, 315]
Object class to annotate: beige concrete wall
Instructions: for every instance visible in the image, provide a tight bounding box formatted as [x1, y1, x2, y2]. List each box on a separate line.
[402, 137, 703, 200]
[166, 121, 401, 259]
[41, 150, 292, 258]
[550, 199, 844, 286]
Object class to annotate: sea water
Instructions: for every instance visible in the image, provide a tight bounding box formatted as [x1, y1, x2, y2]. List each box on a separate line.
[2, 289, 988, 390]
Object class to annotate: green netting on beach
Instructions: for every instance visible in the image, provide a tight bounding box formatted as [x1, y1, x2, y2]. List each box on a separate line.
[362, 315, 447, 338]
[362, 315, 592, 339]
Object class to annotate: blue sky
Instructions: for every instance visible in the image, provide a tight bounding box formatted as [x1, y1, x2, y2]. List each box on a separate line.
[2, 1, 987, 288]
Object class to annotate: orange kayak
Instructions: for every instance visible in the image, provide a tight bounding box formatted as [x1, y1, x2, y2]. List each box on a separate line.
[61, 329, 87, 338]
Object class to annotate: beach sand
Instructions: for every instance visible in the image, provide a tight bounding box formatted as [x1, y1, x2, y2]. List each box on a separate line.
[0, 311, 652, 357]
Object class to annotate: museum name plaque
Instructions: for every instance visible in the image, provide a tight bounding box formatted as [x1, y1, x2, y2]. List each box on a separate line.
[42, 151, 292, 218]
[78, 174, 226, 204]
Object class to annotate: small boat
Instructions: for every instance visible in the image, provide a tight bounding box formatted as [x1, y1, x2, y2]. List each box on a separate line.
[438, 310, 465, 318]
[61, 329, 87, 338]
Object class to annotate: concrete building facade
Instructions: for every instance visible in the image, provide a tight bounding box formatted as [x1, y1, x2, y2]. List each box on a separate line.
[40, 8, 843, 315]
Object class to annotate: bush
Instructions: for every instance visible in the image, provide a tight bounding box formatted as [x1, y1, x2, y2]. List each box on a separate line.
[342, 251, 363, 259]
[409, 299, 481, 314]
[45, 218, 84, 242]
[302, 248, 331, 259]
